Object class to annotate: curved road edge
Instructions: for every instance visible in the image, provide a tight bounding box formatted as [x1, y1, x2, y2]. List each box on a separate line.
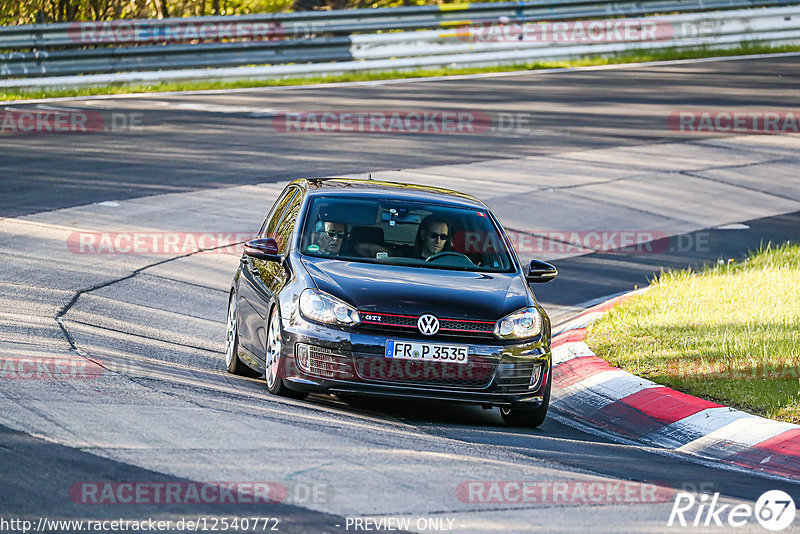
[550, 292, 800, 482]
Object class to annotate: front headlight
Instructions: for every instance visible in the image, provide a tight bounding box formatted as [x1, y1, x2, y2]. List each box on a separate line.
[494, 307, 541, 339]
[299, 289, 360, 327]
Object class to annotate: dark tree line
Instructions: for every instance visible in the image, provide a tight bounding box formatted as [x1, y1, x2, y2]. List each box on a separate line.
[1, 0, 428, 25]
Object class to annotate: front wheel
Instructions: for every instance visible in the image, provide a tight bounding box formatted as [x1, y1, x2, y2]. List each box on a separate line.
[500, 372, 551, 428]
[265, 307, 307, 400]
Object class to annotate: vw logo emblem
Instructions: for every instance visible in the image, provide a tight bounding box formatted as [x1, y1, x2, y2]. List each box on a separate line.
[417, 314, 439, 336]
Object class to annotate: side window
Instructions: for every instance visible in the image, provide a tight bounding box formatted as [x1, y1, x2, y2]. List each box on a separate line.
[258, 187, 296, 238]
[274, 191, 303, 254]
[261, 187, 302, 254]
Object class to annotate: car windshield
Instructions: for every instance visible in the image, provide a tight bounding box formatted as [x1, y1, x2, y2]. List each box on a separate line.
[299, 195, 515, 272]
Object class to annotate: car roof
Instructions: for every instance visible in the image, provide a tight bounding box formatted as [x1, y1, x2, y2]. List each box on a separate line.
[292, 178, 488, 209]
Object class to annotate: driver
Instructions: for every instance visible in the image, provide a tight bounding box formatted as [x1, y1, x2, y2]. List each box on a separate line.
[413, 215, 450, 259]
[312, 220, 346, 256]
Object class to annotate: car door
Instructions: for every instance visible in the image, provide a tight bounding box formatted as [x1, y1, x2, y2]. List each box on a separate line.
[238, 186, 303, 361]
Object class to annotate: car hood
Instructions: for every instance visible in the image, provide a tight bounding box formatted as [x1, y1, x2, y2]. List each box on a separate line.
[300, 256, 532, 321]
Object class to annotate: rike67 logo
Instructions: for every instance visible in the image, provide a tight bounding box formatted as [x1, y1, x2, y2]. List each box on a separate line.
[669, 490, 796, 531]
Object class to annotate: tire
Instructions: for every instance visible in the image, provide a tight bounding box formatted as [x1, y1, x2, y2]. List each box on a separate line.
[225, 293, 260, 377]
[265, 306, 308, 400]
[500, 371, 551, 428]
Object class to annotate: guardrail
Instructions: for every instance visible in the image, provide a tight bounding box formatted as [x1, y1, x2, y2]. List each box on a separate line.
[1, 3, 799, 88]
[1, 0, 794, 51]
[351, 6, 800, 60]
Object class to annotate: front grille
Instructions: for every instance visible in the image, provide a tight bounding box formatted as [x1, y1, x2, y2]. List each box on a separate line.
[359, 311, 496, 339]
[440, 318, 495, 335]
[296, 344, 354, 379]
[352, 353, 496, 388]
[495, 361, 543, 392]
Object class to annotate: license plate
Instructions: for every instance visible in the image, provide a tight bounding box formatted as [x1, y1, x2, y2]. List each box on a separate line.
[385, 340, 468, 364]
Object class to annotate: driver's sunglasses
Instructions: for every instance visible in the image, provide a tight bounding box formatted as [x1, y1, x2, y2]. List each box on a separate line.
[428, 232, 449, 241]
[325, 230, 346, 239]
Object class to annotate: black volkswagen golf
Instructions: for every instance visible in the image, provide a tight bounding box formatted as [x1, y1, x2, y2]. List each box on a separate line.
[226, 178, 557, 427]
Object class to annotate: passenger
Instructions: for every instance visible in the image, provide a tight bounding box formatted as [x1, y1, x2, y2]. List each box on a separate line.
[413, 215, 450, 259]
[312, 220, 346, 256]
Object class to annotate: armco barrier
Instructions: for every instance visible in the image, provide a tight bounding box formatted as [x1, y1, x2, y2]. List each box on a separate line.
[349, 7, 800, 60]
[1, 0, 794, 51]
[0, 37, 354, 78]
[1, 4, 799, 88]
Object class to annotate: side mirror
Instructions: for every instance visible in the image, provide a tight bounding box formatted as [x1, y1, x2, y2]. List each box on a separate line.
[244, 238, 282, 262]
[526, 259, 558, 283]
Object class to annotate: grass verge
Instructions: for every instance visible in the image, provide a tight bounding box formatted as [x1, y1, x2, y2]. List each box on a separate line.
[585, 242, 800, 424]
[2, 43, 800, 101]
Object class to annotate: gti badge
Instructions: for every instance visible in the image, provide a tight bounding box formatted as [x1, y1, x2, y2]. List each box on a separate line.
[417, 314, 440, 336]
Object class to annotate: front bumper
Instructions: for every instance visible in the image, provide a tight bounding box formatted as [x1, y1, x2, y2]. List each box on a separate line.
[280, 314, 551, 408]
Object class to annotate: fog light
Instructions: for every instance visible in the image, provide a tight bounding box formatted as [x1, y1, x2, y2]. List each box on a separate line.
[296, 344, 310, 373]
[529, 363, 543, 389]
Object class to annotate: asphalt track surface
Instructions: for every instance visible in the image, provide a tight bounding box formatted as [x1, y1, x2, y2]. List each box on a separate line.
[1, 55, 800, 532]
[2, 54, 800, 218]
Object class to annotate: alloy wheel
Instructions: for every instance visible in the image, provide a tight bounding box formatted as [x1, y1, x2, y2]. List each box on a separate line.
[225, 297, 237, 367]
[265, 311, 281, 389]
